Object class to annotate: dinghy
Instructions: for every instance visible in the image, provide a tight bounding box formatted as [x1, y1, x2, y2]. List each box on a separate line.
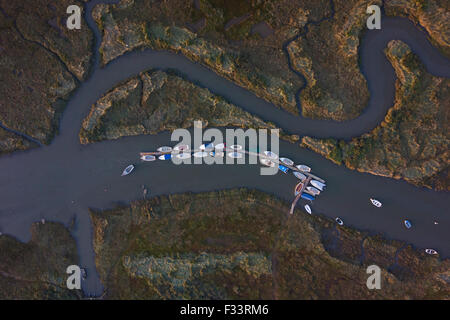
[215, 143, 225, 150]
[157, 146, 172, 153]
[193, 151, 208, 158]
[296, 164, 311, 172]
[294, 182, 304, 196]
[279, 157, 294, 166]
[260, 158, 275, 167]
[293, 171, 307, 181]
[301, 193, 315, 201]
[199, 143, 214, 151]
[227, 152, 243, 159]
[229, 144, 243, 151]
[158, 154, 172, 160]
[425, 249, 438, 255]
[304, 204, 312, 214]
[335, 217, 344, 226]
[404, 220, 412, 229]
[306, 186, 320, 196]
[263, 151, 278, 159]
[121, 165, 134, 176]
[140, 155, 156, 161]
[310, 180, 326, 191]
[278, 164, 289, 174]
[370, 198, 382, 208]
[210, 151, 224, 157]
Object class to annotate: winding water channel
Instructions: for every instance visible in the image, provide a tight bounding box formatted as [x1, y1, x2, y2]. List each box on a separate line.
[0, 1, 449, 296]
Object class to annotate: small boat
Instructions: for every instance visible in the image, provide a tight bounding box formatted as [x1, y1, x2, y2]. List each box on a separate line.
[301, 193, 315, 201]
[425, 249, 438, 255]
[193, 151, 208, 158]
[335, 217, 344, 226]
[157, 146, 172, 153]
[215, 143, 225, 150]
[209, 151, 224, 157]
[121, 165, 135, 176]
[304, 204, 312, 214]
[310, 180, 326, 191]
[278, 164, 289, 174]
[173, 144, 190, 152]
[404, 220, 412, 229]
[229, 144, 243, 151]
[200, 143, 214, 151]
[306, 186, 320, 196]
[260, 158, 275, 167]
[279, 157, 294, 166]
[228, 152, 243, 159]
[296, 164, 311, 172]
[293, 171, 307, 181]
[176, 153, 191, 160]
[263, 151, 278, 160]
[294, 182, 304, 195]
[158, 154, 172, 160]
[140, 155, 156, 161]
[370, 198, 382, 208]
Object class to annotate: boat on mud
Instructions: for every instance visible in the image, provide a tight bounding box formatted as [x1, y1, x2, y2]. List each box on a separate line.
[335, 217, 344, 225]
[370, 198, 382, 208]
[157, 146, 172, 153]
[263, 151, 278, 159]
[279, 157, 294, 166]
[306, 186, 320, 196]
[140, 155, 156, 161]
[158, 154, 172, 160]
[293, 171, 307, 181]
[296, 164, 311, 172]
[311, 180, 326, 191]
[425, 249, 438, 255]
[121, 165, 134, 176]
[304, 204, 312, 214]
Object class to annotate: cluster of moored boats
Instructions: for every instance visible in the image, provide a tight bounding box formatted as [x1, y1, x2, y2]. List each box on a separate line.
[120, 143, 440, 256]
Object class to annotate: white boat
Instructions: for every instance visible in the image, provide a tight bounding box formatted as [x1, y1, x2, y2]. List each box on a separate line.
[229, 144, 243, 151]
[173, 144, 190, 152]
[193, 151, 208, 158]
[121, 165, 134, 176]
[306, 186, 320, 196]
[279, 157, 294, 166]
[370, 198, 382, 208]
[158, 154, 172, 160]
[157, 146, 172, 153]
[209, 151, 224, 157]
[335, 217, 344, 225]
[425, 249, 438, 255]
[296, 164, 311, 172]
[304, 204, 312, 215]
[293, 171, 307, 181]
[140, 155, 156, 161]
[228, 152, 243, 159]
[263, 151, 278, 159]
[260, 158, 275, 167]
[310, 180, 326, 191]
[215, 143, 225, 150]
[176, 153, 191, 159]
[199, 143, 214, 151]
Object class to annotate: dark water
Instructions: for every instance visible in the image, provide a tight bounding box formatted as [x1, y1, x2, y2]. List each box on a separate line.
[0, 1, 449, 296]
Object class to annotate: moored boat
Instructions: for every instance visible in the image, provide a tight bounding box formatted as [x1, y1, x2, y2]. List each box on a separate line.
[310, 180, 326, 191]
[158, 154, 172, 160]
[301, 193, 315, 201]
[296, 164, 311, 172]
[176, 153, 191, 159]
[140, 155, 156, 161]
[229, 144, 243, 151]
[279, 157, 294, 166]
[209, 151, 224, 157]
[294, 182, 304, 195]
[335, 217, 344, 225]
[263, 151, 278, 159]
[304, 204, 312, 214]
[293, 171, 307, 181]
[278, 164, 289, 174]
[306, 186, 320, 196]
[200, 143, 214, 151]
[228, 152, 243, 159]
[173, 144, 190, 152]
[193, 151, 208, 158]
[157, 146, 172, 153]
[215, 143, 225, 150]
[370, 198, 382, 208]
[121, 165, 134, 176]
[260, 158, 275, 167]
[425, 249, 438, 255]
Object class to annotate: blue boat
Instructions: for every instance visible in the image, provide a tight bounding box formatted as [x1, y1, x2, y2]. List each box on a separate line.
[301, 193, 315, 201]
[278, 164, 289, 174]
[404, 220, 412, 229]
[158, 154, 172, 160]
